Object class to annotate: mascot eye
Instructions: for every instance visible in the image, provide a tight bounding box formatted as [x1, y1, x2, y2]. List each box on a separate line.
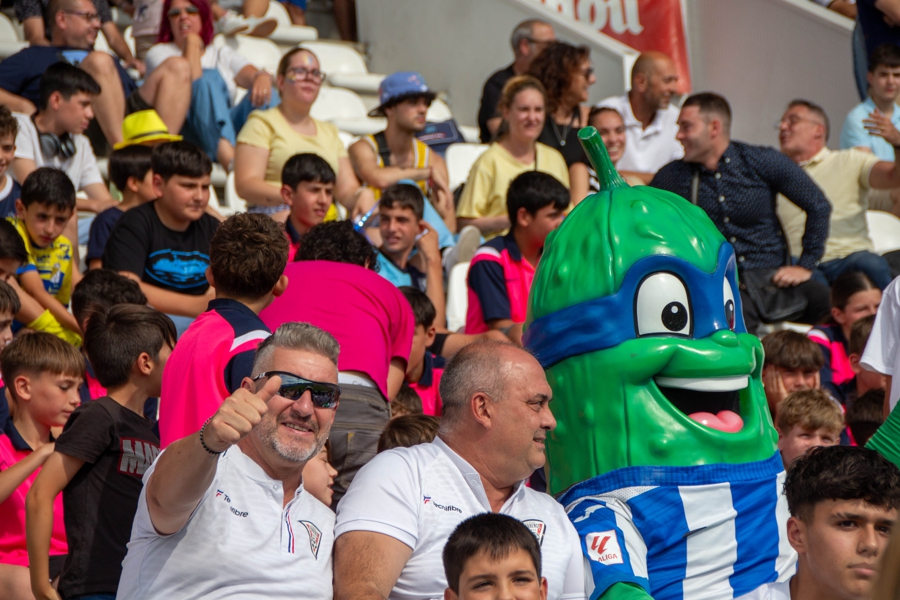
[723, 277, 736, 330]
[635, 273, 692, 337]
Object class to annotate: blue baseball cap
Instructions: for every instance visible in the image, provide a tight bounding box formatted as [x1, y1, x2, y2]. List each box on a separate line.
[368, 71, 436, 117]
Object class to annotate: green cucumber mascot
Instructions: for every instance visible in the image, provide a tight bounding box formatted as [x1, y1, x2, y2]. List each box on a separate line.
[523, 128, 796, 600]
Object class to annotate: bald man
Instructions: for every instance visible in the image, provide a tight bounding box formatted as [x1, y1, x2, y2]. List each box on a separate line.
[597, 51, 683, 180]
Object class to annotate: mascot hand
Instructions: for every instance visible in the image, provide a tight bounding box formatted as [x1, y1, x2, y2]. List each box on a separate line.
[599, 582, 653, 600]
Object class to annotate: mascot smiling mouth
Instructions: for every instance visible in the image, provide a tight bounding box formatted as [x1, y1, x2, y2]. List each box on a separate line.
[656, 375, 747, 432]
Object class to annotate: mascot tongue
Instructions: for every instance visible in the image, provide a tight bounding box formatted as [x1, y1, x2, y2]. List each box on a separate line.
[689, 411, 744, 433]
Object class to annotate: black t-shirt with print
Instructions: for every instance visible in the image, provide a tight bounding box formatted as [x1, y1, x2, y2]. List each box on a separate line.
[54, 397, 160, 597]
[102, 202, 220, 295]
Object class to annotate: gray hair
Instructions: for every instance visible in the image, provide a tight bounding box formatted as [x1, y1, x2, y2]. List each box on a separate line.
[438, 340, 526, 432]
[252, 322, 340, 376]
[511, 19, 546, 54]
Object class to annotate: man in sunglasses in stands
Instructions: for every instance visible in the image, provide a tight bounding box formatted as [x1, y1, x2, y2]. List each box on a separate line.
[117, 322, 341, 599]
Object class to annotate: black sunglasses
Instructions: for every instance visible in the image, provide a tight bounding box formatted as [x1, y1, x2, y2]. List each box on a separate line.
[253, 371, 341, 409]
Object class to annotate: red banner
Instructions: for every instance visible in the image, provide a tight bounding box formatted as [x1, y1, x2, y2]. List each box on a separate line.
[537, 0, 691, 94]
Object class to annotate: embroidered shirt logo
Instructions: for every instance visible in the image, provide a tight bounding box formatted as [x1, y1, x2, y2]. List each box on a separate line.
[118, 438, 160, 477]
[215, 489, 248, 517]
[423, 495, 462, 513]
[522, 519, 546, 546]
[586, 530, 624, 565]
[299, 520, 323, 558]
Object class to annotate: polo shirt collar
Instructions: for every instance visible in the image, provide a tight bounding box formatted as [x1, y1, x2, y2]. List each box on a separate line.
[622, 94, 663, 134]
[433, 437, 526, 502]
[502, 233, 523, 262]
[285, 218, 303, 245]
[6, 420, 33, 452]
[800, 146, 830, 168]
[417, 352, 435, 387]
[227, 444, 302, 499]
[378, 249, 410, 274]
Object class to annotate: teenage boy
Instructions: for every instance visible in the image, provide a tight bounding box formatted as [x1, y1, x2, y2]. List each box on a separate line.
[13, 167, 82, 340]
[826, 315, 886, 405]
[443, 513, 548, 600]
[0, 107, 21, 220]
[11, 63, 115, 215]
[842, 43, 900, 160]
[465, 171, 567, 344]
[400, 286, 444, 416]
[0, 333, 82, 599]
[739, 445, 900, 599]
[281, 153, 335, 261]
[86, 144, 156, 270]
[379, 183, 446, 328]
[27, 304, 175, 600]
[775, 389, 843, 469]
[158, 212, 288, 447]
[102, 141, 221, 318]
[761, 330, 825, 419]
[847, 389, 885, 446]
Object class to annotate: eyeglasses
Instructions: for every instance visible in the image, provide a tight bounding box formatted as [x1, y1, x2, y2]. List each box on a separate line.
[580, 67, 595, 79]
[64, 10, 101, 22]
[284, 67, 326, 83]
[774, 115, 823, 129]
[167, 5, 200, 18]
[526, 38, 555, 47]
[253, 371, 341, 408]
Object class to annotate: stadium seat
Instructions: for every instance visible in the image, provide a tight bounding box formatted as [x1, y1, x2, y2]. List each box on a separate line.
[427, 99, 453, 122]
[445, 143, 488, 191]
[446, 261, 470, 333]
[338, 131, 356, 149]
[300, 41, 384, 95]
[223, 171, 248, 216]
[217, 35, 281, 74]
[867, 210, 900, 255]
[265, 1, 318, 46]
[123, 25, 136, 57]
[91, 29, 113, 55]
[310, 86, 386, 135]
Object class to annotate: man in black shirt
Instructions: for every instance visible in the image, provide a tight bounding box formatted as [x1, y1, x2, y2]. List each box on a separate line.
[651, 92, 832, 333]
[476, 19, 555, 143]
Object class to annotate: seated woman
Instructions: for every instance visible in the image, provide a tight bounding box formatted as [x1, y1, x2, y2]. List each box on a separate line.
[234, 47, 367, 221]
[145, 0, 279, 170]
[529, 41, 597, 206]
[456, 75, 569, 238]
[585, 107, 645, 189]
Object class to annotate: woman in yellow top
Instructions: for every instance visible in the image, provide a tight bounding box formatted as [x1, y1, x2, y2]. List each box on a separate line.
[456, 76, 569, 238]
[234, 48, 368, 221]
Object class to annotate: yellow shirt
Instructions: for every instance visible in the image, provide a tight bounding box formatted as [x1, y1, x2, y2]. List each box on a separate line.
[777, 147, 879, 263]
[456, 142, 570, 237]
[12, 218, 73, 306]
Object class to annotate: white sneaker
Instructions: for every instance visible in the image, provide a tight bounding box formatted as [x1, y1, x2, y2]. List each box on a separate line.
[443, 225, 482, 275]
[216, 11, 278, 37]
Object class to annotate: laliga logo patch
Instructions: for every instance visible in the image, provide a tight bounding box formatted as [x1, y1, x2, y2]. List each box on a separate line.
[299, 521, 322, 559]
[586, 531, 623, 565]
[522, 520, 546, 546]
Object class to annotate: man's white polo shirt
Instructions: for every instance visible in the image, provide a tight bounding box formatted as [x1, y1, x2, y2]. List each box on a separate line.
[335, 437, 585, 600]
[597, 94, 683, 173]
[117, 444, 334, 600]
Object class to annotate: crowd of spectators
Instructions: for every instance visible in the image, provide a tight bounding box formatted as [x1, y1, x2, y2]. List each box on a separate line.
[4, 3, 900, 599]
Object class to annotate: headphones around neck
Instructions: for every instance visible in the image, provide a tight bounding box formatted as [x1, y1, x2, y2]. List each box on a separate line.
[32, 115, 76, 159]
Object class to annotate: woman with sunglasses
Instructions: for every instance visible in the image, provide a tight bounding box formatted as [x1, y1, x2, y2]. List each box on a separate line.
[234, 47, 368, 222]
[145, 0, 279, 171]
[457, 75, 569, 238]
[528, 41, 597, 206]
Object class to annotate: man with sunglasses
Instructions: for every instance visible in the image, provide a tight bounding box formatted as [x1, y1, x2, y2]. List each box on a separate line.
[334, 341, 585, 600]
[117, 323, 340, 599]
[0, 0, 191, 149]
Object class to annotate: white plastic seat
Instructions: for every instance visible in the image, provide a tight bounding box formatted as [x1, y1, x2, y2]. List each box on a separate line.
[91, 29, 113, 55]
[223, 171, 248, 216]
[867, 210, 900, 254]
[310, 86, 386, 135]
[0, 13, 26, 57]
[301, 41, 385, 95]
[338, 131, 356, 149]
[122, 25, 135, 57]
[426, 99, 453, 122]
[445, 143, 488, 191]
[219, 35, 281, 74]
[265, 1, 318, 46]
[446, 261, 470, 333]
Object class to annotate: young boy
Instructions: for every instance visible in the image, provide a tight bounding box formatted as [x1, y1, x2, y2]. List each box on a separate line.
[101, 141, 221, 319]
[13, 167, 82, 339]
[740, 445, 900, 599]
[281, 153, 336, 261]
[378, 184, 446, 326]
[0, 107, 21, 220]
[26, 304, 175, 600]
[825, 314, 886, 405]
[775, 389, 843, 468]
[761, 330, 825, 419]
[847, 389, 885, 446]
[401, 286, 444, 416]
[442, 513, 548, 600]
[377, 414, 440, 453]
[391, 382, 424, 418]
[0, 333, 83, 599]
[86, 145, 156, 270]
[466, 171, 567, 344]
[158, 212, 288, 447]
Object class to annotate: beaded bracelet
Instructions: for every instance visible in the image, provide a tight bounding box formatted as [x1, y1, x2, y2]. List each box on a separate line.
[199, 417, 223, 455]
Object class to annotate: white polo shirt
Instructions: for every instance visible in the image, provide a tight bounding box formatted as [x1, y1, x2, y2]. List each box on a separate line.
[335, 437, 585, 600]
[13, 113, 104, 192]
[597, 94, 683, 173]
[117, 444, 335, 600]
[862, 275, 900, 410]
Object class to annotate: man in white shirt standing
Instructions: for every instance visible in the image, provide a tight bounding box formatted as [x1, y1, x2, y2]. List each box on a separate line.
[333, 340, 585, 600]
[117, 323, 340, 599]
[597, 51, 683, 183]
